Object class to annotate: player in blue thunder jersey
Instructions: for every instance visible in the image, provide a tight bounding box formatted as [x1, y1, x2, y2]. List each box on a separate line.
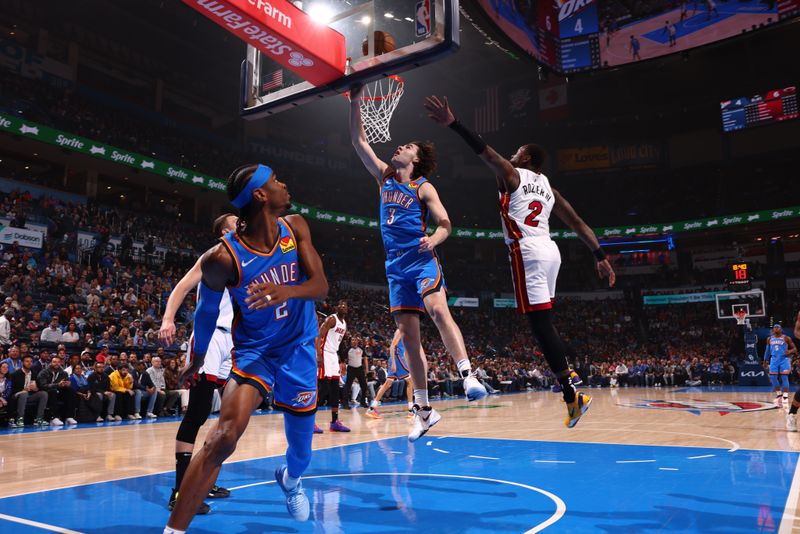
[366, 329, 415, 420]
[350, 85, 488, 442]
[165, 164, 329, 534]
[764, 323, 797, 408]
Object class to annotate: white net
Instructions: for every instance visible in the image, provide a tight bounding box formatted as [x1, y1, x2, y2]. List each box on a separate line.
[359, 75, 404, 144]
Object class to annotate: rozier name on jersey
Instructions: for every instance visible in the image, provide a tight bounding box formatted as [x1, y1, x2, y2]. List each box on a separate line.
[522, 183, 552, 202]
[248, 261, 300, 288]
[382, 189, 415, 209]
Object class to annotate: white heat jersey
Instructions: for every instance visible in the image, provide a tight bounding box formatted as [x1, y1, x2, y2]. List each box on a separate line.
[189, 284, 233, 381]
[498, 168, 561, 314]
[499, 168, 555, 244]
[322, 313, 346, 378]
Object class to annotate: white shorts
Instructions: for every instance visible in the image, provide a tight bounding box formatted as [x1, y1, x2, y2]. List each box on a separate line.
[508, 238, 561, 313]
[323, 349, 340, 378]
[187, 328, 233, 382]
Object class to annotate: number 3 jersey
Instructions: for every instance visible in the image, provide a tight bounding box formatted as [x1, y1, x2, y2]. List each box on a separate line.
[220, 218, 318, 353]
[380, 173, 429, 253]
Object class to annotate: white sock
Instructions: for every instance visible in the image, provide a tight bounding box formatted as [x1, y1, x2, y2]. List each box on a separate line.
[408, 401, 413, 410]
[414, 388, 429, 407]
[457, 359, 472, 378]
[283, 468, 299, 490]
[164, 527, 186, 534]
[785, 393, 790, 398]
[370, 399, 378, 408]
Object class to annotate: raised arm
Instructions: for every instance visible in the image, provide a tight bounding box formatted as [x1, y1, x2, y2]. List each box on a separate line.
[417, 182, 452, 252]
[244, 214, 329, 310]
[349, 85, 389, 187]
[159, 257, 203, 346]
[424, 95, 520, 193]
[552, 188, 616, 288]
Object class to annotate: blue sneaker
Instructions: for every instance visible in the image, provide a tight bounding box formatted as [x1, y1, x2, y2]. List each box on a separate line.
[463, 374, 488, 402]
[275, 465, 310, 522]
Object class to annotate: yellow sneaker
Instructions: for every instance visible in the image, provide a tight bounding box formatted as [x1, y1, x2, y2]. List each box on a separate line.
[565, 392, 592, 428]
[365, 407, 383, 420]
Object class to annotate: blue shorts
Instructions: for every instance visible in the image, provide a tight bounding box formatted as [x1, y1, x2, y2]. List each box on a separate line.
[385, 248, 446, 314]
[770, 359, 791, 374]
[388, 353, 410, 380]
[230, 338, 318, 416]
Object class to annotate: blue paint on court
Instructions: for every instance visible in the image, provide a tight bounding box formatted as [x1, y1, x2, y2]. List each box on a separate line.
[0, 436, 794, 533]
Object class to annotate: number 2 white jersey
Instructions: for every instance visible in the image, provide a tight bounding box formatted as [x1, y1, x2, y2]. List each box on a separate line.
[499, 168, 555, 243]
[499, 168, 561, 314]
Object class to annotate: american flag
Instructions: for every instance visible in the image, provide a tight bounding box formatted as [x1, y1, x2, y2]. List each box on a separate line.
[262, 69, 284, 92]
[475, 85, 500, 134]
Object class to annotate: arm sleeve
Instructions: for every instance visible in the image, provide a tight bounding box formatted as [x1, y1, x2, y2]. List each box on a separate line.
[192, 280, 224, 357]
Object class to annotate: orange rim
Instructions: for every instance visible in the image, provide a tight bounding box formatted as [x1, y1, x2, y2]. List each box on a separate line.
[343, 75, 404, 101]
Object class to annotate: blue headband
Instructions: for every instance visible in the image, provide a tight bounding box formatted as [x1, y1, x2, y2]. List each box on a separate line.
[231, 164, 272, 209]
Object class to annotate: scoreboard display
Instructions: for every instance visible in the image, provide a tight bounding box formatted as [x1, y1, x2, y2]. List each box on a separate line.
[557, 0, 601, 72]
[727, 262, 752, 292]
[721, 87, 798, 133]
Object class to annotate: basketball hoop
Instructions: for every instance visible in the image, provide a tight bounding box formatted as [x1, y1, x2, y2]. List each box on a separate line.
[734, 309, 747, 325]
[358, 75, 404, 144]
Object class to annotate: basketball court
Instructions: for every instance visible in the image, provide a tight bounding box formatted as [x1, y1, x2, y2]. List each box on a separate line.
[1, 387, 797, 532]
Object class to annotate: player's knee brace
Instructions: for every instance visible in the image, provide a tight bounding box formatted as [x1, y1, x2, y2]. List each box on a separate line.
[526, 309, 568, 376]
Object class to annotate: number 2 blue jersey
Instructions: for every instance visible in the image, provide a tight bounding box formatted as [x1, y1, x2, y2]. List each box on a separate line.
[219, 218, 318, 353]
[380, 173, 429, 253]
[765, 335, 788, 362]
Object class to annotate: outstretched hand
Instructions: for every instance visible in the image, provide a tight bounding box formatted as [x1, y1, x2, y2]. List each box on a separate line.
[424, 95, 456, 126]
[597, 259, 616, 288]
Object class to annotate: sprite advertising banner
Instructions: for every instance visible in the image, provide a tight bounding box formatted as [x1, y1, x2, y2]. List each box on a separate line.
[2, 111, 799, 241]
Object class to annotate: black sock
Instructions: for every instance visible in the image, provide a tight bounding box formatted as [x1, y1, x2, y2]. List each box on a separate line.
[558, 376, 577, 403]
[331, 411, 338, 423]
[175, 452, 192, 491]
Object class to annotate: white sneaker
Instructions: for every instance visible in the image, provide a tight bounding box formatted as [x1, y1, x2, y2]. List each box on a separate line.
[787, 414, 798, 432]
[50, 418, 64, 426]
[133, 413, 142, 420]
[275, 465, 310, 522]
[146, 412, 157, 419]
[96, 417, 104, 423]
[65, 418, 78, 425]
[408, 405, 441, 442]
[126, 415, 136, 420]
[463, 374, 488, 402]
[105, 415, 115, 422]
[114, 415, 122, 421]
[775, 396, 784, 409]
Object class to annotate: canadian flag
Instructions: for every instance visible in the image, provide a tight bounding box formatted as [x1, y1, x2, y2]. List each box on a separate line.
[538, 80, 568, 120]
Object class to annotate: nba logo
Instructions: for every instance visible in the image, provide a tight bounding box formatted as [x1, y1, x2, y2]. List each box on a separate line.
[415, 0, 431, 37]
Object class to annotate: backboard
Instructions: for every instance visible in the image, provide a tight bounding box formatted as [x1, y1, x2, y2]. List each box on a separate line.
[715, 289, 766, 320]
[240, 0, 459, 119]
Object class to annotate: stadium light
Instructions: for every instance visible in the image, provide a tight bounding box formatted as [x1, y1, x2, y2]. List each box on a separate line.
[308, 3, 333, 24]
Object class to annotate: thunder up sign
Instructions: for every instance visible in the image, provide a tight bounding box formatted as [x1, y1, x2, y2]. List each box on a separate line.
[181, 0, 346, 86]
[2, 112, 799, 241]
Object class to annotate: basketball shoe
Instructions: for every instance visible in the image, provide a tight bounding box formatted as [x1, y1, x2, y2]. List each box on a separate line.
[313, 424, 323, 434]
[330, 420, 350, 432]
[275, 465, 310, 522]
[775, 394, 784, 409]
[464, 373, 488, 402]
[565, 392, 592, 428]
[408, 405, 441, 442]
[365, 407, 383, 420]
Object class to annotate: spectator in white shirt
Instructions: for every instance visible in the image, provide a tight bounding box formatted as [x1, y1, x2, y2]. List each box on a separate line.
[40, 318, 63, 344]
[0, 308, 13, 347]
[61, 322, 80, 344]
